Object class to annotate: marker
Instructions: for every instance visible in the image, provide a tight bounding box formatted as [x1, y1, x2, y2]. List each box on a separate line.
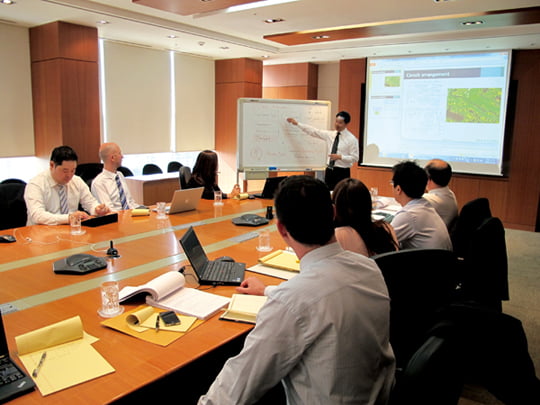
[269, 167, 277, 171]
[155, 315, 160, 332]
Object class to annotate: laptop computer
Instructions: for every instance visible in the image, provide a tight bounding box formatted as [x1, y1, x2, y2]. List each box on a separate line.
[179, 226, 245, 286]
[253, 176, 287, 199]
[152, 187, 203, 215]
[0, 312, 35, 403]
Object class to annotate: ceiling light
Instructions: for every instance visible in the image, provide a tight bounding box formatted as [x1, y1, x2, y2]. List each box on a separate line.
[97, 20, 109, 24]
[264, 18, 284, 24]
[0, 0, 15, 4]
[167, 34, 178, 39]
[312, 35, 330, 40]
[461, 20, 484, 26]
[220, 46, 230, 50]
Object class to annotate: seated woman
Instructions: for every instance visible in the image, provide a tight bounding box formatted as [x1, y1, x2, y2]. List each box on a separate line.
[332, 178, 398, 257]
[186, 150, 240, 200]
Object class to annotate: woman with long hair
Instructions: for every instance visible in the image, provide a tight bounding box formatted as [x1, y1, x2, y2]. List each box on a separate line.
[186, 150, 240, 200]
[332, 178, 398, 256]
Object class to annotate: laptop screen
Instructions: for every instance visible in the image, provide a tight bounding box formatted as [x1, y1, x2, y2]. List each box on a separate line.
[0, 312, 8, 356]
[180, 227, 209, 274]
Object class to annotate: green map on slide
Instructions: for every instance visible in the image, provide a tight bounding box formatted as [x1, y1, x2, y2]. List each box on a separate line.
[446, 88, 502, 123]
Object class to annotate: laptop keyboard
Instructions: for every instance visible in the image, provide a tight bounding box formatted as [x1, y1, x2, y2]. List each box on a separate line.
[204, 261, 234, 281]
[0, 357, 24, 386]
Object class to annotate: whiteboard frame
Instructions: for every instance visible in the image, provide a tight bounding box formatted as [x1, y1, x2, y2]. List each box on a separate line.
[237, 98, 332, 172]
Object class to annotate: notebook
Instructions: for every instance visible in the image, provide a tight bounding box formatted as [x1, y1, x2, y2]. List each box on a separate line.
[253, 176, 287, 199]
[0, 312, 35, 403]
[179, 226, 245, 286]
[152, 187, 203, 215]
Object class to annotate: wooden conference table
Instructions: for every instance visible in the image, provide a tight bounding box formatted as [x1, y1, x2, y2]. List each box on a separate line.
[0, 198, 287, 404]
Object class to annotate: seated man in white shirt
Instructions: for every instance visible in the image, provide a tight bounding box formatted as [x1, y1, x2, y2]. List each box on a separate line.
[423, 159, 458, 228]
[199, 176, 395, 405]
[391, 160, 453, 250]
[91, 142, 141, 211]
[24, 145, 110, 225]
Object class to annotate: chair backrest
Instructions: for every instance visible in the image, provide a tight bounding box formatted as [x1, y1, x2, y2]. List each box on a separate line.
[117, 166, 134, 177]
[179, 166, 192, 189]
[388, 334, 463, 405]
[0, 178, 26, 185]
[0, 183, 27, 230]
[167, 161, 182, 172]
[142, 163, 163, 175]
[372, 248, 460, 366]
[461, 216, 509, 310]
[451, 197, 491, 258]
[75, 163, 104, 183]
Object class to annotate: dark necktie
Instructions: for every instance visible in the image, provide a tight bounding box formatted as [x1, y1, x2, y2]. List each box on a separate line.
[58, 185, 69, 214]
[115, 174, 129, 210]
[329, 131, 340, 168]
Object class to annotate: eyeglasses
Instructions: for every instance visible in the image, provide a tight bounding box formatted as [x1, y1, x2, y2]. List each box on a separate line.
[389, 180, 395, 186]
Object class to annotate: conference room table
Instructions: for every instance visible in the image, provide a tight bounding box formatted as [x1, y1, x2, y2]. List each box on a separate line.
[0, 197, 288, 404]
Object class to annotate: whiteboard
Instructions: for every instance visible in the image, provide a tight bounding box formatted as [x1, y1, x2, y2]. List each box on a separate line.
[237, 98, 331, 172]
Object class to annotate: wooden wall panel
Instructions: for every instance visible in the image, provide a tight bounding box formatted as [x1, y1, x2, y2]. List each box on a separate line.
[339, 53, 540, 231]
[262, 63, 318, 100]
[30, 22, 100, 163]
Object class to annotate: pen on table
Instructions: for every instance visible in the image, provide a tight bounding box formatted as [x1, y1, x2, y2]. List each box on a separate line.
[32, 351, 47, 378]
[155, 315, 160, 332]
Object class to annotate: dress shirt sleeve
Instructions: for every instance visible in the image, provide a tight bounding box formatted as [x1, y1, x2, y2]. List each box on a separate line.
[24, 180, 69, 225]
[390, 210, 415, 248]
[339, 133, 359, 165]
[91, 175, 116, 210]
[74, 176, 100, 215]
[297, 122, 331, 142]
[198, 298, 306, 405]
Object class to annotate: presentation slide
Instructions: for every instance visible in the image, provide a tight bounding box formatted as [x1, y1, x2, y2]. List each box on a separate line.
[362, 51, 512, 176]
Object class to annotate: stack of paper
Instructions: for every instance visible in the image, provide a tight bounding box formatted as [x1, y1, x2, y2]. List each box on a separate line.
[220, 294, 268, 324]
[258, 250, 300, 272]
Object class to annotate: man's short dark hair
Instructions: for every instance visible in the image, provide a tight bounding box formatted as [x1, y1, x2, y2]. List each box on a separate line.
[392, 160, 427, 199]
[425, 160, 452, 187]
[336, 111, 351, 124]
[274, 175, 334, 246]
[50, 146, 78, 166]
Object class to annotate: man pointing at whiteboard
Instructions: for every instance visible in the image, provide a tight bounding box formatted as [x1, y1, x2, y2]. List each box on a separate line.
[287, 111, 359, 190]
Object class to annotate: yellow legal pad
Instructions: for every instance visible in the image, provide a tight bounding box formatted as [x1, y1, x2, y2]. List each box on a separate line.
[258, 249, 300, 272]
[15, 316, 114, 396]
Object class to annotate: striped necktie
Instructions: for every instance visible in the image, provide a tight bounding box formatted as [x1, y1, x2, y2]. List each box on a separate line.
[328, 131, 340, 168]
[115, 174, 129, 210]
[58, 185, 69, 214]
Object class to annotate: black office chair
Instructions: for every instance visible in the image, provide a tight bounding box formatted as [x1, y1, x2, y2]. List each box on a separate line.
[451, 197, 492, 259]
[117, 166, 134, 177]
[75, 163, 103, 184]
[0, 178, 26, 185]
[142, 163, 163, 175]
[167, 161, 183, 172]
[179, 166, 192, 189]
[0, 183, 27, 230]
[459, 216, 509, 312]
[372, 249, 460, 367]
[388, 333, 463, 405]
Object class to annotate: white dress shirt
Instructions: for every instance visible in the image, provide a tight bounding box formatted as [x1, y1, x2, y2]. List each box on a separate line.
[24, 170, 99, 225]
[423, 186, 458, 228]
[199, 242, 395, 405]
[296, 123, 359, 168]
[91, 169, 138, 211]
[391, 198, 453, 250]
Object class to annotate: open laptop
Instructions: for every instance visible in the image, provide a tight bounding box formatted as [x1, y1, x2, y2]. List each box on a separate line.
[179, 226, 245, 286]
[253, 176, 287, 199]
[0, 312, 35, 403]
[153, 187, 203, 214]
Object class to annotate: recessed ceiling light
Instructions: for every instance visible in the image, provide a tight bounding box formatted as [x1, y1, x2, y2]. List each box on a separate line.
[264, 18, 284, 24]
[312, 35, 330, 40]
[261, 55, 270, 58]
[461, 20, 484, 26]
[220, 46, 230, 50]
[167, 34, 178, 39]
[97, 20, 109, 24]
[0, 0, 15, 5]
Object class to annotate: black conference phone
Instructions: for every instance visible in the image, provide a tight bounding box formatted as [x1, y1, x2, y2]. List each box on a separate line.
[53, 253, 108, 275]
[232, 214, 269, 227]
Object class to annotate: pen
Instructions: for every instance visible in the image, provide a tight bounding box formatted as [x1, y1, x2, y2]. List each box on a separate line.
[32, 351, 47, 378]
[155, 315, 160, 332]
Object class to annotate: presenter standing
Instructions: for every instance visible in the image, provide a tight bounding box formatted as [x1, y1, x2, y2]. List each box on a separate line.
[287, 111, 359, 190]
